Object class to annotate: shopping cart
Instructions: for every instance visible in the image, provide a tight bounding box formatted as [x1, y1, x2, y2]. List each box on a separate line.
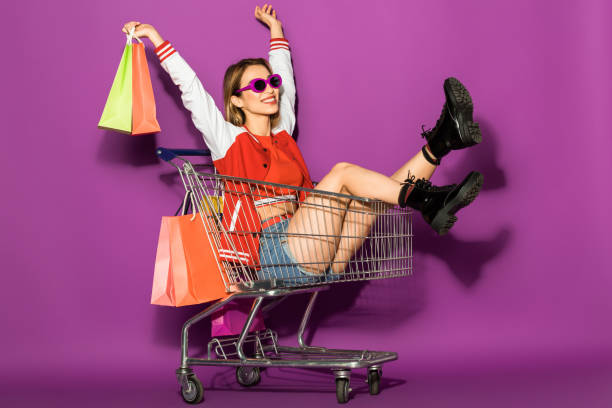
[157, 147, 413, 404]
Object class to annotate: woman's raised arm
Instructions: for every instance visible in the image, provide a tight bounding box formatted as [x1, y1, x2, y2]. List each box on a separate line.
[121, 22, 240, 161]
[255, 6, 297, 136]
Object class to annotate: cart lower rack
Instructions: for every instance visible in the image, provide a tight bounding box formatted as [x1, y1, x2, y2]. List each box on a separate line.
[158, 148, 413, 404]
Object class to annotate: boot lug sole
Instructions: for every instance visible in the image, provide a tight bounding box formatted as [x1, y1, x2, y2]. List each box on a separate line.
[444, 78, 482, 147]
[430, 171, 483, 235]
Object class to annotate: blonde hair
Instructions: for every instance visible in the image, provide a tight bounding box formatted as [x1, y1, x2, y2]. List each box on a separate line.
[223, 58, 280, 128]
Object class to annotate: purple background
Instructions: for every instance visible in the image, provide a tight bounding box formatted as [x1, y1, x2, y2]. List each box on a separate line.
[3, 0, 612, 406]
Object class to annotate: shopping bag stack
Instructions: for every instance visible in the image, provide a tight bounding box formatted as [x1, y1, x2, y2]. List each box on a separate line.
[98, 27, 161, 135]
[151, 192, 266, 335]
[151, 192, 227, 306]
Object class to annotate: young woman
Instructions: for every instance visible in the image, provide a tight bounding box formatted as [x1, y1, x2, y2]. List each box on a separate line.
[123, 4, 483, 280]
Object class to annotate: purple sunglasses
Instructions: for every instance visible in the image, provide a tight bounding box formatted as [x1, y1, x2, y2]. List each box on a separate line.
[234, 74, 282, 95]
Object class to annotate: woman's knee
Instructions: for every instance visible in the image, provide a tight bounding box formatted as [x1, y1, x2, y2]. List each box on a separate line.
[318, 162, 354, 192]
[330, 161, 354, 177]
[332, 161, 353, 171]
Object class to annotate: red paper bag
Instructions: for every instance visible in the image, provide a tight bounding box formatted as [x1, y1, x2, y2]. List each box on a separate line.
[131, 42, 161, 135]
[151, 214, 227, 306]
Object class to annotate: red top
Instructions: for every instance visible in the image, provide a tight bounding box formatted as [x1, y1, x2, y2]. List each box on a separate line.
[255, 134, 304, 194]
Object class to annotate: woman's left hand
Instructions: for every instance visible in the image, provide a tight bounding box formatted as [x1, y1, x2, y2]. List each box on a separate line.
[255, 4, 281, 28]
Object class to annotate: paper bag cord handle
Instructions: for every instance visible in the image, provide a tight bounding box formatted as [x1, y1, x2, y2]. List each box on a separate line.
[174, 191, 197, 220]
[175, 191, 192, 216]
[125, 26, 144, 45]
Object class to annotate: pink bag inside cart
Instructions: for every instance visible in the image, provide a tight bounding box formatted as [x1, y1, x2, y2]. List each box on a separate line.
[211, 299, 266, 336]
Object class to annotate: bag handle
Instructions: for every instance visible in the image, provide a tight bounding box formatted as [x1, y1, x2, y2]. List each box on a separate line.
[174, 191, 198, 221]
[126, 26, 144, 45]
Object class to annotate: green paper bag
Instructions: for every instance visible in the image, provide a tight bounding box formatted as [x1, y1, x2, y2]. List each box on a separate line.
[98, 38, 133, 134]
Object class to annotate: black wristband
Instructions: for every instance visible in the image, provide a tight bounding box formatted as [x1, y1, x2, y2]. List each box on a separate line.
[422, 145, 441, 166]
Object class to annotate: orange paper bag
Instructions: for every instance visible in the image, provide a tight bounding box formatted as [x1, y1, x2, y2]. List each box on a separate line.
[152, 214, 227, 306]
[131, 42, 161, 135]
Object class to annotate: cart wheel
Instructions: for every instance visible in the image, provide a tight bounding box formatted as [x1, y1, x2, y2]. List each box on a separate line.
[236, 366, 261, 387]
[336, 378, 350, 404]
[367, 369, 381, 395]
[181, 375, 204, 404]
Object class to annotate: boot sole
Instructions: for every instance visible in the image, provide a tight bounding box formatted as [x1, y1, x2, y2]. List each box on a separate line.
[443, 77, 482, 146]
[430, 171, 483, 235]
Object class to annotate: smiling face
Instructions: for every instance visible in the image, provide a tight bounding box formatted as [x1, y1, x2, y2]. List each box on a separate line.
[230, 64, 280, 118]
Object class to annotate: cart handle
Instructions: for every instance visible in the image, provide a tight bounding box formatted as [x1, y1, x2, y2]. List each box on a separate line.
[156, 147, 211, 162]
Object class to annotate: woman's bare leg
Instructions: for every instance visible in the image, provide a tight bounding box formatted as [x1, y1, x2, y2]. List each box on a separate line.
[288, 149, 438, 274]
[391, 146, 438, 182]
[287, 185, 351, 274]
[328, 198, 378, 274]
[330, 149, 438, 273]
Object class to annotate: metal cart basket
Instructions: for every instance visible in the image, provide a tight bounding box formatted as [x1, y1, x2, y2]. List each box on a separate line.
[157, 148, 413, 404]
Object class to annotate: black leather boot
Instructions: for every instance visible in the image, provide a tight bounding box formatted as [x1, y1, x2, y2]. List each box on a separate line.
[421, 77, 482, 163]
[398, 171, 483, 235]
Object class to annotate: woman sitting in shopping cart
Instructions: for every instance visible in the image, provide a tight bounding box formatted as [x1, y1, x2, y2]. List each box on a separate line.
[122, 4, 482, 280]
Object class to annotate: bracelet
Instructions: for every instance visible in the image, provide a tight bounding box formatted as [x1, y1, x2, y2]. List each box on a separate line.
[421, 145, 441, 166]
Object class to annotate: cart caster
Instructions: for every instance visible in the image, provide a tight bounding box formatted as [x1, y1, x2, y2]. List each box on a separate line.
[367, 368, 381, 395]
[180, 375, 204, 404]
[254, 353, 267, 372]
[236, 366, 261, 387]
[335, 378, 350, 404]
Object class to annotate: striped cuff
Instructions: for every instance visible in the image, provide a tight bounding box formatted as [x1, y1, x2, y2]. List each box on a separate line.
[155, 41, 176, 63]
[270, 38, 290, 51]
[218, 249, 250, 264]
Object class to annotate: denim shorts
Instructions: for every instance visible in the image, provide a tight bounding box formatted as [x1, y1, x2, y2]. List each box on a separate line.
[258, 218, 340, 286]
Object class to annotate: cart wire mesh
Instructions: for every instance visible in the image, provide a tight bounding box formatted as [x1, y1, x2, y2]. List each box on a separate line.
[177, 160, 413, 292]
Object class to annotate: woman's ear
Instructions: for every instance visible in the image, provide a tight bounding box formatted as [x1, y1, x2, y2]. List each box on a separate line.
[231, 95, 243, 109]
